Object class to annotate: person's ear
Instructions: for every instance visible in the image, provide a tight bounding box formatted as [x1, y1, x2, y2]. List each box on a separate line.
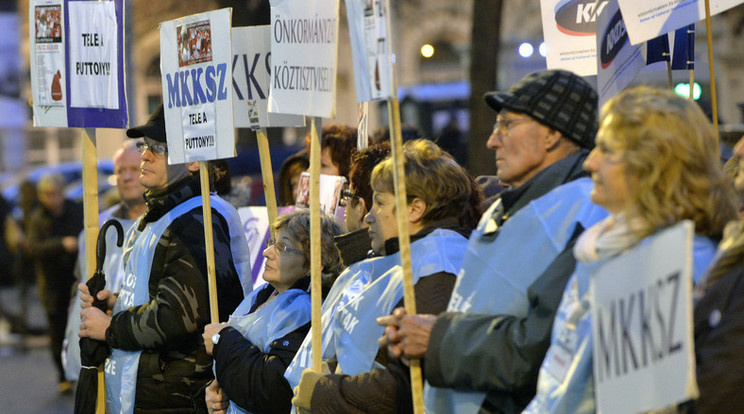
[543, 127, 563, 151]
[408, 197, 427, 224]
[187, 161, 199, 173]
[354, 198, 368, 226]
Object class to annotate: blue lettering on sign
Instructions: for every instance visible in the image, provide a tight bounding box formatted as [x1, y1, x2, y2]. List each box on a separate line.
[165, 63, 229, 108]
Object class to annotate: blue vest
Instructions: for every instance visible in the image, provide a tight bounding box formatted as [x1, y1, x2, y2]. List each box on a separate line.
[334, 229, 468, 376]
[284, 252, 400, 389]
[226, 283, 312, 414]
[105, 196, 252, 414]
[524, 227, 717, 414]
[63, 205, 135, 381]
[424, 179, 608, 414]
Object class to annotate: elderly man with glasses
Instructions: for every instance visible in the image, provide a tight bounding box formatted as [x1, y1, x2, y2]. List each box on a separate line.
[379, 70, 609, 414]
[78, 104, 252, 414]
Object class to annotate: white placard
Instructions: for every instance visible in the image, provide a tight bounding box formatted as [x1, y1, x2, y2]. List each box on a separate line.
[160, 8, 235, 163]
[30, 0, 66, 126]
[268, 0, 340, 118]
[597, 0, 646, 108]
[591, 221, 698, 414]
[540, 0, 609, 76]
[618, 0, 744, 45]
[68, 1, 119, 109]
[231, 26, 305, 129]
[294, 171, 346, 217]
[346, 0, 394, 102]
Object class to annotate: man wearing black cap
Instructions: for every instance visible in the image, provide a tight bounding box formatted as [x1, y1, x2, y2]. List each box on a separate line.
[377, 70, 609, 413]
[78, 104, 252, 413]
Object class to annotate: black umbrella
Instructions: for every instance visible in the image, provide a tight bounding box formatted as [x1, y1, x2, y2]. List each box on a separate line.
[74, 219, 124, 414]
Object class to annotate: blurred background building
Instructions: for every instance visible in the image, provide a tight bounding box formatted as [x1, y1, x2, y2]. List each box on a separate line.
[5, 0, 744, 182]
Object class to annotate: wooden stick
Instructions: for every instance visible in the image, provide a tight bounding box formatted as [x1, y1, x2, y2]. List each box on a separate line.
[703, 0, 719, 142]
[387, 97, 424, 414]
[665, 60, 673, 89]
[309, 117, 322, 372]
[257, 129, 278, 224]
[199, 162, 219, 323]
[689, 69, 695, 101]
[82, 128, 104, 414]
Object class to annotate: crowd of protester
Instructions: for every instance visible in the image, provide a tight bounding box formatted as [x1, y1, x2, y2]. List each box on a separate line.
[2, 67, 743, 414]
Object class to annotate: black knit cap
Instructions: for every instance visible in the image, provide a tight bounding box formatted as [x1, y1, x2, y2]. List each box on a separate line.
[126, 104, 166, 142]
[484, 70, 598, 149]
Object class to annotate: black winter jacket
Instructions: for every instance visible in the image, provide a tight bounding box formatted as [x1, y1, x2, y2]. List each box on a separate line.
[105, 177, 245, 413]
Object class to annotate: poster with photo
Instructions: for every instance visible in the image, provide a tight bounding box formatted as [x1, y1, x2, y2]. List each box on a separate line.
[29, 0, 127, 128]
[160, 8, 235, 163]
[346, 0, 394, 102]
[294, 171, 346, 217]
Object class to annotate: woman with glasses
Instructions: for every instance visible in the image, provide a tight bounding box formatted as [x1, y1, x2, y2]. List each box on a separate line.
[524, 86, 737, 413]
[288, 139, 482, 413]
[202, 210, 344, 414]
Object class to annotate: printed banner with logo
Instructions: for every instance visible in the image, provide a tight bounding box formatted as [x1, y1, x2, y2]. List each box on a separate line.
[591, 221, 698, 414]
[618, 0, 744, 45]
[540, 0, 609, 76]
[160, 8, 235, 163]
[268, 0, 340, 118]
[345, 0, 394, 102]
[596, 0, 645, 108]
[29, 0, 127, 128]
[231, 25, 305, 129]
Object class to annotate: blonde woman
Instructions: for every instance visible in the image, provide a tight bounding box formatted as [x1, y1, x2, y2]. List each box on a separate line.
[524, 86, 737, 413]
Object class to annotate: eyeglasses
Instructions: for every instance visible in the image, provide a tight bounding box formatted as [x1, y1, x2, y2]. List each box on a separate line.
[340, 189, 361, 207]
[266, 239, 303, 256]
[492, 117, 531, 137]
[136, 141, 168, 155]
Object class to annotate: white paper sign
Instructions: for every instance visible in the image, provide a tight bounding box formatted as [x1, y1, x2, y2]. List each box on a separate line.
[591, 221, 698, 414]
[294, 171, 346, 217]
[32, 1, 65, 109]
[345, 0, 394, 102]
[597, 0, 646, 108]
[618, 0, 744, 45]
[160, 8, 235, 163]
[268, 0, 340, 118]
[540, 0, 609, 76]
[231, 26, 305, 128]
[30, 0, 128, 128]
[68, 1, 118, 109]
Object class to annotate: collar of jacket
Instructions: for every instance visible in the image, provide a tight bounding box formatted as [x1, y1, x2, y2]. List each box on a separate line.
[382, 217, 471, 256]
[334, 228, 373, 267]
[251, 275, 312, 313]
[139, 176, 200, 229]
[500, 149, 590, 219]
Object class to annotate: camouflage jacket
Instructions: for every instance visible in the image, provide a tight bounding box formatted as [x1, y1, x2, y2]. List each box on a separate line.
[105, 177, 245, 413]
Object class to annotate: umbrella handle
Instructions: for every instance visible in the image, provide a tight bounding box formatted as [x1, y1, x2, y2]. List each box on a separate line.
[96, 219, 125, 274]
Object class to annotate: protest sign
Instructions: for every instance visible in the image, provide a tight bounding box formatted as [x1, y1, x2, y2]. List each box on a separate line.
[294, 171, 346, 217]
[596, 0, 646, 108]
[345, 0, 394, 102]
[160, 8, 235, 163]
[30, 0, 127, 128]
[618, 0, 744, 45]
[268, 0, 340, 118]
[237, 206, 272, 289]
[540, 0, 609, 76]
[591, 221, 698, 414]
[232, 26, 305, 128]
